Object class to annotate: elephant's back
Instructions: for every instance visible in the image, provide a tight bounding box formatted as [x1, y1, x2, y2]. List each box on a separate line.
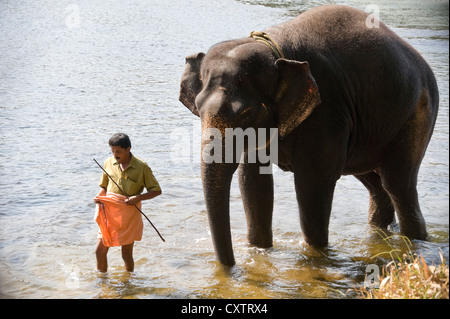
[268, 4, 437, 110]
[268, 5, 434, 82]
[267, 5, 439, 170]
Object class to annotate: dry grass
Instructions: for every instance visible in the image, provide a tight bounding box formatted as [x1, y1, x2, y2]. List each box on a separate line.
[354, 231, 449, 299]
[356, 252, 449, 299]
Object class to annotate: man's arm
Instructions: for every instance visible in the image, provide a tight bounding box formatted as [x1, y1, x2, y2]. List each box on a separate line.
[125, 189, 162, 206]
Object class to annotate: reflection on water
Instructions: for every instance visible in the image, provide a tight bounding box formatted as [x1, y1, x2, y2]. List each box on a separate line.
[0, 0, 448, 299]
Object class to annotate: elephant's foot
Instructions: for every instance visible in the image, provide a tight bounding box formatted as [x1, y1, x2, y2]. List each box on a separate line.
[248, 233, 273, 249]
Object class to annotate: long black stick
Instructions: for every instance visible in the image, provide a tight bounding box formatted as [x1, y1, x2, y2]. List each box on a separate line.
[93, 158, 165, 242]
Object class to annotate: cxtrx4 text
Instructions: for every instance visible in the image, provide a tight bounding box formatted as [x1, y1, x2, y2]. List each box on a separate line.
[181, 303, 268, 316]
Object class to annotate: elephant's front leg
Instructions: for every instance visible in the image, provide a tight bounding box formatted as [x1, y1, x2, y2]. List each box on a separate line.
[238, 153, 274, 248]
[294, 172, 337, 247]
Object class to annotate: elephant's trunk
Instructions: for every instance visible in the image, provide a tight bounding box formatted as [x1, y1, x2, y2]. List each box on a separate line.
[201, 118, 239, 266]
[201, 160, 238, 266]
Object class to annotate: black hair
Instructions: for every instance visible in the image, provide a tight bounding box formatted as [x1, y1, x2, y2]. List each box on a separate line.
[108, 133, 131, 149]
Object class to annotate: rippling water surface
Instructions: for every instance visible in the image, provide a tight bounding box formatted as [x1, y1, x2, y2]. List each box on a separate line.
[0, 0, 448, 299]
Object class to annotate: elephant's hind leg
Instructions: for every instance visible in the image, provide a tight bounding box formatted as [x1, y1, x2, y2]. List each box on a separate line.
[238, 156, 274, 248]
[379, 167, 427, 240]
[354, 172, 395, 229]
[377, 92, 434, 240]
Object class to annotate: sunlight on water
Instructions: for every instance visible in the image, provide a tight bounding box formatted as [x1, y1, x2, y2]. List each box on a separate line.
[0, 0, 448, 299]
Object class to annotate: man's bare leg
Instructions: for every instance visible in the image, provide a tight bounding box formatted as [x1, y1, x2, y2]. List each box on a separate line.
[95, 239, 109, 272]
[122, 242, 134, 272]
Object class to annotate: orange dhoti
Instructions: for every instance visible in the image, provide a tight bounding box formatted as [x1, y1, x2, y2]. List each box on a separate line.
[94, 193, 143, 247]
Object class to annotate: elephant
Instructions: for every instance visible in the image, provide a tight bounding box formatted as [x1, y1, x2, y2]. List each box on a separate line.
[178, 4, 439, 266]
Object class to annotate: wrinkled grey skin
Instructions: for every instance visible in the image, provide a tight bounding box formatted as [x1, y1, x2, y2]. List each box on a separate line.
[179, 5, 439, 266]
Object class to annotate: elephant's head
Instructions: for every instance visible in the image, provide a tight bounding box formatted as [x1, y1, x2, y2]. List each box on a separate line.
[179, 39, 320, 266]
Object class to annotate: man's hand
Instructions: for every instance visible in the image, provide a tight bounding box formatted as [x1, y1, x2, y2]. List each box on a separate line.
[125, 190, 161, 206]
[94, 187, 107, 204]
[125, 195, 140, 206]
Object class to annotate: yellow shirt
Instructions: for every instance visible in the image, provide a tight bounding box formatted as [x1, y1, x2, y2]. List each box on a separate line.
[99, 154, 161, 196]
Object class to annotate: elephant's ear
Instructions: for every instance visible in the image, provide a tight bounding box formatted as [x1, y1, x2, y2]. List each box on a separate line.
[274, 59, 321, 139]
[179, 52, 205, 117]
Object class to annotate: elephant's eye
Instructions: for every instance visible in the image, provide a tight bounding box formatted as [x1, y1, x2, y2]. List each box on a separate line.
[240, 107, 250, 118]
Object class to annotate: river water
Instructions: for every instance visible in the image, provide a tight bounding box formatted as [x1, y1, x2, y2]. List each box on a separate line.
[0, 0, 448, 299]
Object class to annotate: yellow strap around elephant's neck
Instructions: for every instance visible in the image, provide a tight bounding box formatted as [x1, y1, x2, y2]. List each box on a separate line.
[249, 31, 285, 59]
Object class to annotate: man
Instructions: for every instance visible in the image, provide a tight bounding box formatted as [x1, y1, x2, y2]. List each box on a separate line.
[94, 133, 162, 272]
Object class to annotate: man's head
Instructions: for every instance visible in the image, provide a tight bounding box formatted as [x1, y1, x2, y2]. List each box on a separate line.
[109, 133, 131, 164]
